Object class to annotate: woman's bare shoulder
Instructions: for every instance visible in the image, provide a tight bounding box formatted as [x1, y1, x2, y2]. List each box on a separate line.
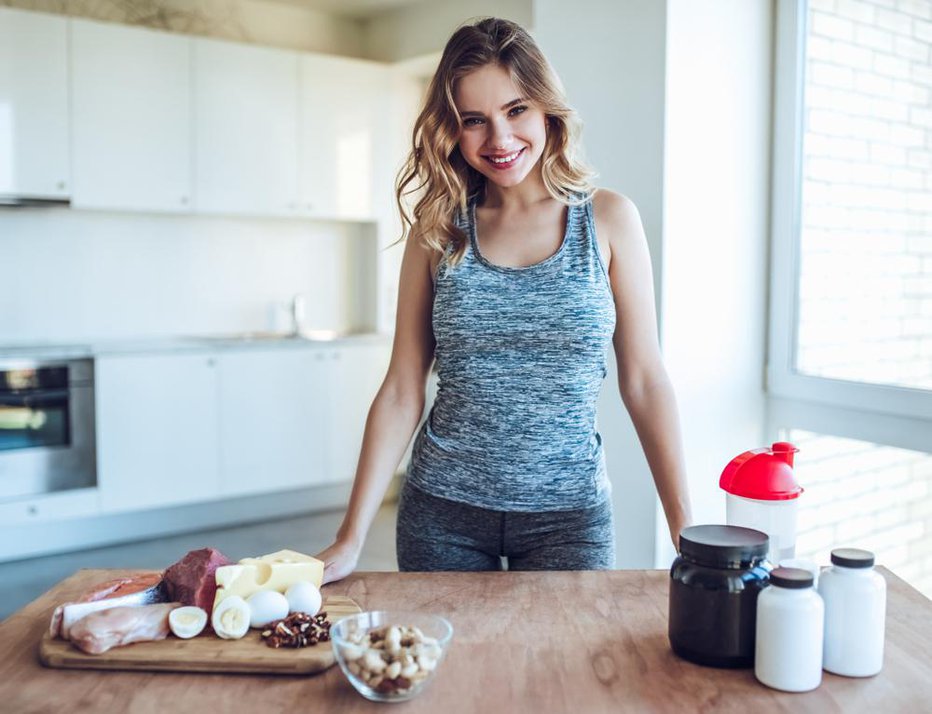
[590, 188, 642, 239]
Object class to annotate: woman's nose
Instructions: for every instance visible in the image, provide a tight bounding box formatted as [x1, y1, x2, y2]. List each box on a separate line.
[487, 118, 513, 148]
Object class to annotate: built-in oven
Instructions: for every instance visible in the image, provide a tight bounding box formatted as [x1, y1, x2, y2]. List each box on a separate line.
[0, 358, 96, 501]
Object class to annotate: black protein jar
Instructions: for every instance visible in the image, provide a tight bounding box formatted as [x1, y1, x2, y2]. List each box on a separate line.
[668, 525, 771, 668]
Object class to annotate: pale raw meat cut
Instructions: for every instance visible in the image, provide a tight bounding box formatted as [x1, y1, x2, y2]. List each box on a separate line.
[69, 602, 180, 655]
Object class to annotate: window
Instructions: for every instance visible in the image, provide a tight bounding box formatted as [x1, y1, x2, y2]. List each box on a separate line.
[769, 0, 932, 593]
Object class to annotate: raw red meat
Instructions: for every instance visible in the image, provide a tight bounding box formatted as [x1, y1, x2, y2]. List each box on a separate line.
[162, 547, 232, 611]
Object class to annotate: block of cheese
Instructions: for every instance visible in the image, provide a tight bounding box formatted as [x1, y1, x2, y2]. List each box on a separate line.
[213, 549, 324, 609]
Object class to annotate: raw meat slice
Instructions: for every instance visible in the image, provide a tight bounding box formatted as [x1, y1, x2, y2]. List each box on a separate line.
[50, 574, 168, 639]
[163, 547, 232, 612]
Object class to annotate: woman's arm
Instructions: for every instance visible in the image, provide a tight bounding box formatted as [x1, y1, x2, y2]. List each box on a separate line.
[594, 190, 692, 548]
[315, 233, 437, 583]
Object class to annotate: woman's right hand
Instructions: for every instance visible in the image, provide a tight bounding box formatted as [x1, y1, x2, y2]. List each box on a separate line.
[315, 537, 363, 585]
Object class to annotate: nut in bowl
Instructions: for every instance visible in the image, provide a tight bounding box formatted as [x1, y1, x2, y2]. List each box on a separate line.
[331, 611, 453, 702]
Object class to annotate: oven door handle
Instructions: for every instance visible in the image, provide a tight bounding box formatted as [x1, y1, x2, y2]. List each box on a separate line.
[0, 389, 70, 407]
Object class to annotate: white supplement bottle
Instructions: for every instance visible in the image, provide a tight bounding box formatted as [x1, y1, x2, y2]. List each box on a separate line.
[819, 547, 886, 677]
[754, 567, 824, 692]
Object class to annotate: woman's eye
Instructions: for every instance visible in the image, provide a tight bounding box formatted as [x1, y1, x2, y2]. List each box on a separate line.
[462, 106, 527, 128]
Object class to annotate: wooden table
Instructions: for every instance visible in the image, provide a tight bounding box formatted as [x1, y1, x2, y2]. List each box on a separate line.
[1, 568, 929, 713]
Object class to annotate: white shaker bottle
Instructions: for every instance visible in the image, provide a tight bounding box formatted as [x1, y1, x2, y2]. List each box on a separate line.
[755, 567, 824, 692]
[819, 547, 886, 677]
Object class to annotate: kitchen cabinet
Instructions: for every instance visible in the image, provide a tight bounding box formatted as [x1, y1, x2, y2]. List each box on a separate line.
[0, 8, 69, 201]
[218, 342, 390, 496]
[95, 353, 221, 513]
[218, 348, 330, 496]
[70, 19, 193, 213]
[194, 38, 299, 217]
[299, 55, 390, 220]
[326, 342, 390, 483]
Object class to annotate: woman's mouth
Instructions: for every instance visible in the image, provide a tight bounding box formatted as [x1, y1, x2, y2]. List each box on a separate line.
[482, 147, 526, 170]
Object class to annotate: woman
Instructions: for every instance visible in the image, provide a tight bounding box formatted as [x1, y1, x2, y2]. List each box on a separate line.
[317, 17, 691, 582]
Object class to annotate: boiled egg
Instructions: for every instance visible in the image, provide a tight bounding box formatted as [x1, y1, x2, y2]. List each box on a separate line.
[285, 581, 322, 616]
[169, 606, 208, 639]
[212, 595, 250, 639]
[247, 590, 289, 629]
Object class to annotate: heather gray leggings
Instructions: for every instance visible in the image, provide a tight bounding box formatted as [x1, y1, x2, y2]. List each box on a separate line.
[396, 481, 616, 571]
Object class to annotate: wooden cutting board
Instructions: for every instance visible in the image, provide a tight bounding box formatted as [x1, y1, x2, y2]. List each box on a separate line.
[39, 595, 361, 675]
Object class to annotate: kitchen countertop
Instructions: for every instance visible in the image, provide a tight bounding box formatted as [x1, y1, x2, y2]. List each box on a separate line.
[0, 331, 392, 360]
[1, 568, 929, 713]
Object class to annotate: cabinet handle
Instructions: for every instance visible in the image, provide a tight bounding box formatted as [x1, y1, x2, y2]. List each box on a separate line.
[206, 358, 216, 367]
[181, 196, 189, 205]
[28, 505, 38, 516]
[56, 181, 66, 191]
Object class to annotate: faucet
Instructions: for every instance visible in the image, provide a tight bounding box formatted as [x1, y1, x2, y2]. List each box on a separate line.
[289, 293, 306, 336]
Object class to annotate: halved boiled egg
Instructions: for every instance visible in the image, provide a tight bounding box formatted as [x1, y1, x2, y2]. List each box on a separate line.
[212, 595, 250, 639]
[169, 606, 208, 639]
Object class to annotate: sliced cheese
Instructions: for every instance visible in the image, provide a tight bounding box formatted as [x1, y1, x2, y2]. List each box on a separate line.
[213, 549, 324, 609]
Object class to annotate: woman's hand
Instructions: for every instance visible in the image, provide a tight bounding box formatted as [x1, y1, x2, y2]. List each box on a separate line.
[315, 537, 363, 585]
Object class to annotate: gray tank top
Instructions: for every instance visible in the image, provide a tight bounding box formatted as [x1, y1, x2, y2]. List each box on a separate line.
[406, 192, 616, 511]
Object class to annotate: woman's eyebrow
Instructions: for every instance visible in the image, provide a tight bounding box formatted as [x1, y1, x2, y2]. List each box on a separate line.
[459, 97, 528, 117]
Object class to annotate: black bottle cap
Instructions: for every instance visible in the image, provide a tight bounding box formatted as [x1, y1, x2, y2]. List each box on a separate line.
[769, 567, 814, 589]
[678, 525, 769, 567]
[831, 547, 875, 568]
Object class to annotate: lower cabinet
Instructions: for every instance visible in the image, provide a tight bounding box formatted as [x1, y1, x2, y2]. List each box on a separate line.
[96, 352, 221, 513]
[95, 342, 390, 512]
[218, 348, 329, 496]
[218, 342, 389, 496]
[326, 342, 391, 484]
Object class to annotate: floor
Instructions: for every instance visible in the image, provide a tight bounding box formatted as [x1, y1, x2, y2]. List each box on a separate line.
[0, 501, 399, 622]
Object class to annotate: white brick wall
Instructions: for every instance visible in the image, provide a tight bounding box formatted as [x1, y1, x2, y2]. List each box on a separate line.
[798, 0, 932, 390]
[789, 430, 932, 598]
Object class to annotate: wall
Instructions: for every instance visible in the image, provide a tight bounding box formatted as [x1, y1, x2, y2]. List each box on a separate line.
[0, 0, 366, 56]
[533, 0, 669, 568]
[659, 0, 773, 564]
[0, 209, 367, 341]
[362, 0, 533, 62]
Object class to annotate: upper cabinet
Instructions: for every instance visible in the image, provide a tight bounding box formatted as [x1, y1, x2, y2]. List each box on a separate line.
[0, 9, 392, 219]
[299, 55, 390, 221]
[70, 19, 193, 213]
[0, 8, 69, 201]
[194, 38, 299, 217]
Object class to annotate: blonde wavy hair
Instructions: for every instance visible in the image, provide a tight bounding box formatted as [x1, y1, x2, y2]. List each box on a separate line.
[394, 17, 597, 267]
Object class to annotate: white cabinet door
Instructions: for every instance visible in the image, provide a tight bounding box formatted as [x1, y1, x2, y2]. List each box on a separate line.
[326, 342, 390, 484]
[299, 55, 389, 221]
[96, 353, 220, 513]
[218, 348, 331, 496]
[70, 19, 192, 213]
[194, 38, 299, 217]
[0, 8, 69, 200]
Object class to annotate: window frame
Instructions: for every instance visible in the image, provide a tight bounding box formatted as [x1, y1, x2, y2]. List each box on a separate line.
[767, 0, 932, 453]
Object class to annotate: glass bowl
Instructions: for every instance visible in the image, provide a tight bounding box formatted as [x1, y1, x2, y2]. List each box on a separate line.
[330, 611, 454, 702]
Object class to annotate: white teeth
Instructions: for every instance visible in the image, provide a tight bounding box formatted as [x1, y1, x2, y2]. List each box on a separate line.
[488, 149, 521, 164]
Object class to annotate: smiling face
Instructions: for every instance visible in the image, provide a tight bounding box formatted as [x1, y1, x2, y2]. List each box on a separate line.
[453, 63, 548, 190]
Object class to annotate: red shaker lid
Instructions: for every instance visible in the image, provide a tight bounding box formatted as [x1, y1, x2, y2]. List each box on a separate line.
[719, 442, 803, 501]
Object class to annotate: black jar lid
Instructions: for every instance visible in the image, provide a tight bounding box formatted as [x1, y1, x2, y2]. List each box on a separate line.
[679, 525, 769, 567]
[769, 567, 814, 589]
[831, 547, 875, 568]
